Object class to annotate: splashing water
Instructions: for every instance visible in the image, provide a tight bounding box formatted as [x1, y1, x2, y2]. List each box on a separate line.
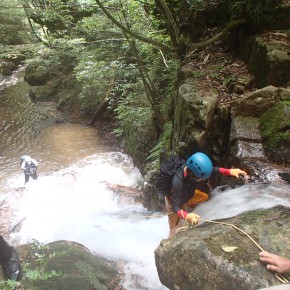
[7, 152, 168, 290]
[4, 152, 290, 290]
[195, 183, 290, 223]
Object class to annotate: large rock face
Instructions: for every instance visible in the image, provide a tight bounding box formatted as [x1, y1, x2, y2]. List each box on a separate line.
[173, 80, 219, 150]
[242, 33, 290, 88]
[155, 206, 290, 290]
[231, 86, 290, 167]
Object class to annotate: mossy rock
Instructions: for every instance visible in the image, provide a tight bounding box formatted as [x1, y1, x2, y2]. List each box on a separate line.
[260, 101, 290, 164]
[260, 101, 290, 138]
[10, 240, 122, 290]
[243, 35, 290, 88]
[155, 206, 290, 290]
[24, 62, 52, 86]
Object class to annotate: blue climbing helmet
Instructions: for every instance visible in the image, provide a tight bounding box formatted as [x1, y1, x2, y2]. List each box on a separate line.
[186, 152, 213, 179]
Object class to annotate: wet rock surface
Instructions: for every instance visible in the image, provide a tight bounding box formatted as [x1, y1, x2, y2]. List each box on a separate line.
[155, 206, 290, 290]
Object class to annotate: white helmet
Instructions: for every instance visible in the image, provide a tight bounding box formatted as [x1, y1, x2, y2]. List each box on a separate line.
[20, 155, 31, 163]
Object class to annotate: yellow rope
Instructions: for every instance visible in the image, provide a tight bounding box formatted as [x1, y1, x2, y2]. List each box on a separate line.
[201, 219, 264, 251]
[175, 218, 289, 284]
[203, 219, 289, 284]
[140, 213, 289, 283]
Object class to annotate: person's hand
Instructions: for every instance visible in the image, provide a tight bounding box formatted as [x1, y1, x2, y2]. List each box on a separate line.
[229, 168, 247, 179]
[259, 251, 290, 274]
[185, 213, 200, 225]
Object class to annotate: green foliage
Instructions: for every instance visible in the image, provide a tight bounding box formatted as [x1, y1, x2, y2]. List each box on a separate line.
[0, 279, 19, 290]
[21, 0, 96, 38]
[145, 121, 173, 172]
[74, 12, 122, 42]
[114, 87, 156, 162]
[23, 239, 63, 282]
[24, 268, 62, 281]
[0, 0, 31, 44]
[26, 39, 82, 69]
[74, 0, 179, 117]
[74, 48, 126, 112]
[186, 0, 283, 26]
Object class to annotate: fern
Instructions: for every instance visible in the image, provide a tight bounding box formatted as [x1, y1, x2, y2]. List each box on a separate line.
[146, 122, 173, 172]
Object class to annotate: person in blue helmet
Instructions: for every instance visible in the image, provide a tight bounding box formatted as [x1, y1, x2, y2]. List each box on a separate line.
[166, 152, 248, 238]
[20, 155, 38, 185]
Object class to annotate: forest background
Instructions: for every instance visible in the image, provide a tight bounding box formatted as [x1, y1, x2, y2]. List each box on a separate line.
[1, 0, 289, 176]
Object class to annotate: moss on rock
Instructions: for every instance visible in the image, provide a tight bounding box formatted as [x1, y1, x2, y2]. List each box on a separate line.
[12, 240, 122, 290]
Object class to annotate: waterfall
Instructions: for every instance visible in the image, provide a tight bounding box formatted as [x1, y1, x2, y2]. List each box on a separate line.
[7, 152, 169, 290]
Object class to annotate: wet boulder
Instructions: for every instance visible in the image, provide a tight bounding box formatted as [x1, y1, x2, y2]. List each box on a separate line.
[0, 60, 17, 76]
[24, 62, 53, 86]
[155, 205, 290, 290]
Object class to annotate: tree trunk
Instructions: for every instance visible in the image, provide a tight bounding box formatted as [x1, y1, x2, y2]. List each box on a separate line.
[86, 78, 115, 126]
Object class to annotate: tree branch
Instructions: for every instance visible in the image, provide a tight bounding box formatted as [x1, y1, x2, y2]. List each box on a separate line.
[182, 19, 246, 49]
[94, 0, 176, 53]
[158, 0, 180, 44]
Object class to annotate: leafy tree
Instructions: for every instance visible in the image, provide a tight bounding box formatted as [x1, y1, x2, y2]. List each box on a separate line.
[94, 0, 247, 55]
[21, 0, 97, 40]
[0, 0, 31, 44]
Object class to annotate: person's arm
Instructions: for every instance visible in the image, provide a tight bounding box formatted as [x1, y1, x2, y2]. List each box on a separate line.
[213, 167, 248, 178]
[171, 183, 184, 217]
[20, 161, 26, 170]
[259, 251, 290, 274]
[171, 175, 200, 225]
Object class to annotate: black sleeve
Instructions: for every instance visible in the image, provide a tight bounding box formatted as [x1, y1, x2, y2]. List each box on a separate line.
[212, 167, 220, 174]
[171, 169, 184, 214]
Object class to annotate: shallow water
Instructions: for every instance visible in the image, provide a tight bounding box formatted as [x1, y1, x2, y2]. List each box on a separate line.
[0, 69, 169, 289]
[7, 152, 168, 290]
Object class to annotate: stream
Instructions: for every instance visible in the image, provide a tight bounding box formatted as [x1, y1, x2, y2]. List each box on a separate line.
[0, 67, 289, 290]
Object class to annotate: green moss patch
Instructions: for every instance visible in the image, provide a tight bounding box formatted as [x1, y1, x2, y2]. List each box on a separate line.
[260, 101, 290, 138]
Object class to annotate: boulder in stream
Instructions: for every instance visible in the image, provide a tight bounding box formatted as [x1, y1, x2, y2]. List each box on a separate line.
[155, 205, 290, 290]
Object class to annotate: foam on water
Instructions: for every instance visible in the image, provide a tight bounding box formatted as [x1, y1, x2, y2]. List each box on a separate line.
[7, 152, 168, 290]
[195, 183, 290, 222]
[4, 152, 290, 290]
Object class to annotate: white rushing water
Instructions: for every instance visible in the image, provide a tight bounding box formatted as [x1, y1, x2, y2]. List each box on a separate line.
[3, 151, 290, 290]
[6, 152, 169, 290]
[195, 183, 290, 222]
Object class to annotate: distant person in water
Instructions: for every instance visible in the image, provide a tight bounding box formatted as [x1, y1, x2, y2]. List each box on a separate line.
[20, 155, 38, 185]
[0, 235, 22, 281]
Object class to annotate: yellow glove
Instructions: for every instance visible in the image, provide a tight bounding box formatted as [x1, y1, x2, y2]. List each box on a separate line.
[229, 168, 247, 179]
[185, 213, 200, 225]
